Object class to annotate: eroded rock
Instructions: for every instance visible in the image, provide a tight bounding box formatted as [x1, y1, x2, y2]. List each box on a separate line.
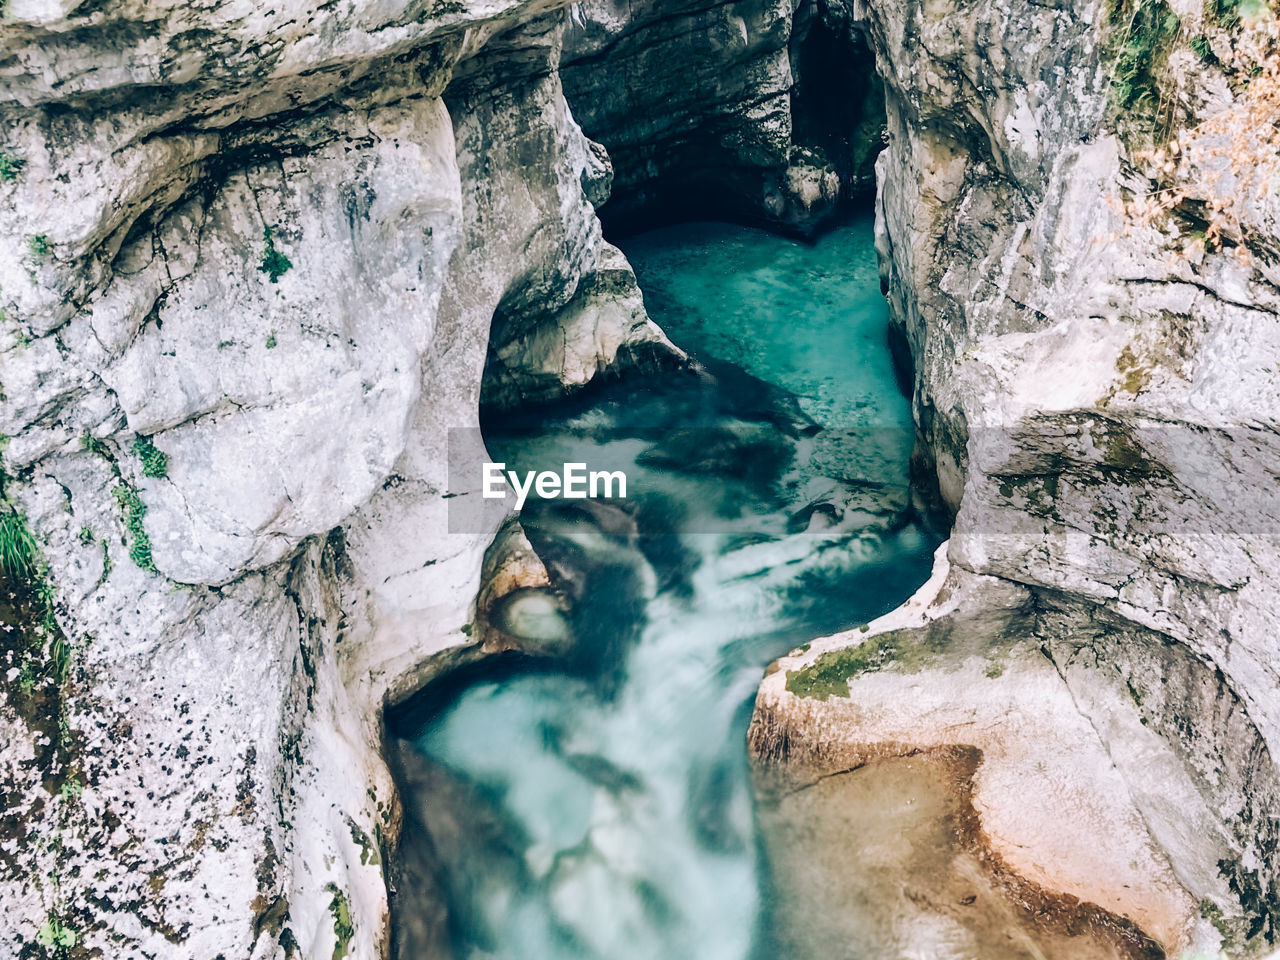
[0, 3, 677, 957]
[752, 545, 1222, 958]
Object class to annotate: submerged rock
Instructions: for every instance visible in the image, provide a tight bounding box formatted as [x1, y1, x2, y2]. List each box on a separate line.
[757, 749, 1166, 960]
[489, 589, 573, 650]
[637, 422, 795, 481]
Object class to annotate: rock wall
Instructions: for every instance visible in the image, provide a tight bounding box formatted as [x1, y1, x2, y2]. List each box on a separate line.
[561, 0, 884, 233]
[3, 0, 880, 951]
[4, 0, 1276, 954]
[0, 2, 675, 956]
[753, 0, 1280, 954]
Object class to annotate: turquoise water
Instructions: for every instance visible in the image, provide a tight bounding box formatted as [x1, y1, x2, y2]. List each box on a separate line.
[396, 214, 939, 960]
[628, 217, 912, 475]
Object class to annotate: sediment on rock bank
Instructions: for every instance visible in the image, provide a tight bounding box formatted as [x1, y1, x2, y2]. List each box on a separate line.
[755, 745, 1167, 960]
[750, 536, 1280, 957]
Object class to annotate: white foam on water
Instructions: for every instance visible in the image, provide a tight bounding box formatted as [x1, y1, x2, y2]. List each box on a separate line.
[411, 217, 938, 959]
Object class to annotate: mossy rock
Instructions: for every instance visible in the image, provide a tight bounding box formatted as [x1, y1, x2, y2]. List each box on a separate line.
[325, 883, 355, 960]
[1103, 0, 1182, 144]
[786, 629, 928, 700]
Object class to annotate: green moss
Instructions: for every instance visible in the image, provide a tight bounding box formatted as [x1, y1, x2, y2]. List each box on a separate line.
[27, 233, 51, 261]
[113, 484, 156, 573]
[325, 883, 355, 960]
[786, 630, 919, 700]
[1199, 898, 1236, 946]
[1115, 343, 1154, 395]
[349, 819, 380, 866]
[131, 434, 168, 478]
[985, 661, 1005, 679]
[783, 619, 1013, 700]
[1100, 425, 1157, 476]
[995, 472, 1061, 516]
[1105, 0, 1182, 142]
[265, 331, 278, 349]
[258, 227, 293, 284]
[1124, 675, 1145, 709]
[430, 0, 467, 14]
[0, 153, 23, 183]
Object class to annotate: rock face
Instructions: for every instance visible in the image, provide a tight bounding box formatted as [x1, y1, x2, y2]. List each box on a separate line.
[753, 0, 1280, 956]
[0, 2, 677, 957]
[752, 548, 1222, 957]
[2, 0, 1277, 955]
[561, 0, 884, 233]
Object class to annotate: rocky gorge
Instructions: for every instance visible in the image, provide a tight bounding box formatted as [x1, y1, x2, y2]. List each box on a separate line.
[0, 0, 1277, 958]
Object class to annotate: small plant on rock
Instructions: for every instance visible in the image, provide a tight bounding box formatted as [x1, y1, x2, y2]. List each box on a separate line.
[265, 331, 278, 349]
[131, 435, 168, 479]
[27, 234, 50, 262]
[326, 883, 355, 959]
[36, 914, 77, 951]
[1115, 10, 1280, 259]
[0, 510, 36, 578]
[1190, 33, 1217, 61]
[113, 484, 156, 573]
[17, 659, 37, 693]
[258, 226, 293, 283]
[0, 152, 24, 182]
[1105, 0, 1183, 140]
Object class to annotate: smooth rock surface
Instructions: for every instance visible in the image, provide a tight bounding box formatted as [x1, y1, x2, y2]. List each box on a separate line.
[752, 545, 1220, 958]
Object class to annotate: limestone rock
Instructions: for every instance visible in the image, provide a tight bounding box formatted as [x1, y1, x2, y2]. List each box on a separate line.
[561, 0, 885, 234]
[752, 545, 1221, 957]
[0, 4, 675, 957]
[754, 0, 1280, 950]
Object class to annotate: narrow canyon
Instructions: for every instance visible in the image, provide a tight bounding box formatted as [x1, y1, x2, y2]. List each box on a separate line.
[0, 0, 1277, 957]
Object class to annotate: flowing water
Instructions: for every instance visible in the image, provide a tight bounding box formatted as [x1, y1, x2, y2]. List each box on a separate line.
[393, 213, 941, 959]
